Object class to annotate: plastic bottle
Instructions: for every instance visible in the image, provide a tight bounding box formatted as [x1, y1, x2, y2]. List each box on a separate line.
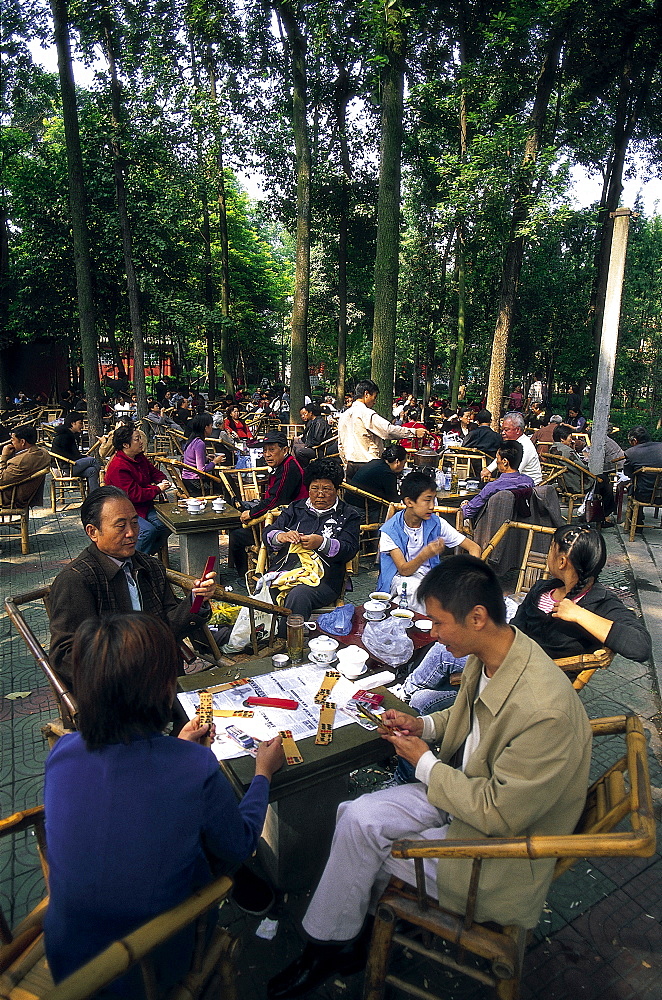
[399, 583, 409, 610]
[444, 467, 451, 491]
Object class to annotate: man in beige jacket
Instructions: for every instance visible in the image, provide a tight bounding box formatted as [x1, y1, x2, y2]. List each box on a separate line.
[337, 379, 419, 479]
[268, 555, 592, 1000]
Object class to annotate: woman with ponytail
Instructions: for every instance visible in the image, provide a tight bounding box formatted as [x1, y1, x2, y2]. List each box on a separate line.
[512, 525, 651, 661]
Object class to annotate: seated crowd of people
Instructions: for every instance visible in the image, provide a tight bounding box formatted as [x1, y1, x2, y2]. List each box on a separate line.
[1, 379, 658, 999]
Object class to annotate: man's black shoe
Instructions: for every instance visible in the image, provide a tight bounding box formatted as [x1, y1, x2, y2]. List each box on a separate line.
[267, 939, 366, 1000]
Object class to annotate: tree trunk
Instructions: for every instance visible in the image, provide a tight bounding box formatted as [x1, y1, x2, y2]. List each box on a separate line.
[207, 54, 234, 396]
[273, 2, 311, 416]
[333, 59, 353, 406]
[190, 41, 217, 400]
[485, 23, 567, 428]
[451, 30, 468, 412]
[51, 0, 102, 437]
[103, 23, 147, 417]
[370, 35, 405, 419]
[588, 47, 653, 407]
[0, 199, 11, 402]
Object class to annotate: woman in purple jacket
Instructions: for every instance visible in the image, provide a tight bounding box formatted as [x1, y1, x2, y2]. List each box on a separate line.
[182, 414, 225, 494]
[44, 614, 283, 997]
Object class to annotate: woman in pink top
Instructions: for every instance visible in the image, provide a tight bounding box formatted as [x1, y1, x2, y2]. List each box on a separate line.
[182, 415, 225, 495]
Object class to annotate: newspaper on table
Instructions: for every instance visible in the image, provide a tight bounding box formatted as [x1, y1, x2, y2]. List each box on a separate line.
[178, 662, 395, 761]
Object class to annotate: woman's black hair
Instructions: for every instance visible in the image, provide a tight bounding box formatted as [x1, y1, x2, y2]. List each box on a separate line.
[73, 614, 178, 749]
[552, 525, 606, 600]
[186, 413, 211, 446]
[303, 457, 344, 489]
[383, 444, 407, 463]
[225, 404, 240, 431]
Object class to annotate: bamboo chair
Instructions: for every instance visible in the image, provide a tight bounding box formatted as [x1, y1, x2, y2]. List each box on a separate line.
[364, 715, 656, 1000]
[312, 434, 340, 460]
[166, 568, 290, 663]
[159, 457, 220, 498]
[0, 806, 237, 1000]
[0, 468, 49, 554]
[340, 482, 396, 568]
[623, 467, 662, 540]
[46, 452, 88, 512]
[4, 588, 78, 732]
[480, 520, 555, 596]
[441, 448, 490, 479]
[547, 453, 600, 522]
[166, 428, 187, 457]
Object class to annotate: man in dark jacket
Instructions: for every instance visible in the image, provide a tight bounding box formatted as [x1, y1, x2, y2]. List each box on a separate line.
[292, 403, 331, 466]
[52, 412, 101, 491]
[461, 409, 502, 458]
[624, 426, 662, 529]
[48, 486, 216, 689]
[229, 432, 307, 576]
[263, 458, 360, 621]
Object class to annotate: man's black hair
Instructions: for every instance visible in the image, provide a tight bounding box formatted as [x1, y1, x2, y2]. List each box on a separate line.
[553, 423, 574, 443]
[355, 379, 379, 399]
[475, 409, 492, 424]
[112, 422, 136, 452]
[497, 439, 523, 470]
[63, 411, 84, 429]
[400, 471, 436, 502]
[303, 457, 344, 489]
[628, 425, 650, 444]
[301, 401, 322, 417]
[80, 485, 129, 529]
[417, 555, 506, 625]
[12, 424, 38, 445]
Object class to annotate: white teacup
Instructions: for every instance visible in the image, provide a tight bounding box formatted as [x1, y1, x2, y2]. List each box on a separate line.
[212, 500, 225, 511]
[390, 608, 415, 625]
[364, 600, 388, 620]
[369, 592, 392, 604]
[308, 636, 339, 663]
[337, 645, 369, 679]
[186, 500, 204, 513]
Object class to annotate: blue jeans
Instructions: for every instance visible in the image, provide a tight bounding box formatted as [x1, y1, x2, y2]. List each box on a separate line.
[395, 643, 467, 784]
[72, 457, 100, 492]
[136, 508, 171, 555]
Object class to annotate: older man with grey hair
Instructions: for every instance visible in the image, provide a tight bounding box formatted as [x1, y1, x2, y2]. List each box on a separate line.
[481, 411, 542, 484]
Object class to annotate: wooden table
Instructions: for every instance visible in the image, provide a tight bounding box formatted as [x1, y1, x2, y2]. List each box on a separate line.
[179, 657, 412, 891]
[316, 602, 436, 662]
[154, 502, 241, 576]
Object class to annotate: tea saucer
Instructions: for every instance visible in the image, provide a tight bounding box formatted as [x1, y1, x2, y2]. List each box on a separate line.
[308, 652, 338, 665]
[363, 613, 386, 622]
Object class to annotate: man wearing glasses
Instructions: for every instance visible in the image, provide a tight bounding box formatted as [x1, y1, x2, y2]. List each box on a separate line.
[263, 458, 360, 621]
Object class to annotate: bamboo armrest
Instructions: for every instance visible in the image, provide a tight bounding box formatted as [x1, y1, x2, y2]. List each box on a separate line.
[165, 569, 290, 616]
[555, 648, 614, 671]
[341, 481, 388, 505]
[392, 829, 654, 861]
[45, 875, 234, 1000]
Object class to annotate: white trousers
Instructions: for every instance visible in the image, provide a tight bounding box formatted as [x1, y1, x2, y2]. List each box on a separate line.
[302, 784, 449, 942]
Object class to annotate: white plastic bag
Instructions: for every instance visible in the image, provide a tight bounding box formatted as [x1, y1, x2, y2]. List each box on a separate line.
[362, 619, 414, 667]
[223, 579, 274, 653]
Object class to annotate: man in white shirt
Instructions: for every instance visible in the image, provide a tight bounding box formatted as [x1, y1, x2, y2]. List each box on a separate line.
[267, 556, 592, 1000]
[337, 379, 418, 479]
[481, 411, 542, 484]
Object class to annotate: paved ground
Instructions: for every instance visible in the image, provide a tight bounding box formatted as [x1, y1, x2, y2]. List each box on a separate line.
[1, 493, 660, 998]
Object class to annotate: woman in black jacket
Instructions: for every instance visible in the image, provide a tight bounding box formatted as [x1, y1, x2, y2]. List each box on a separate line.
[512, 525, 651, 661]
[263, 458, 360, 622]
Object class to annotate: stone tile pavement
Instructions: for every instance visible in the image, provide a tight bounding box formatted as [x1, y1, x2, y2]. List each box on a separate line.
[0, 498, 660, 997]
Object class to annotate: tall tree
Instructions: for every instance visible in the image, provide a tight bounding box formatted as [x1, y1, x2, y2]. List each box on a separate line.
[272, 1, 311, 414]
[485, 13, 570, 425]
[370, 1, 407, 418]
[102, 15, 147, 417]
[51, 0, 102, 434]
